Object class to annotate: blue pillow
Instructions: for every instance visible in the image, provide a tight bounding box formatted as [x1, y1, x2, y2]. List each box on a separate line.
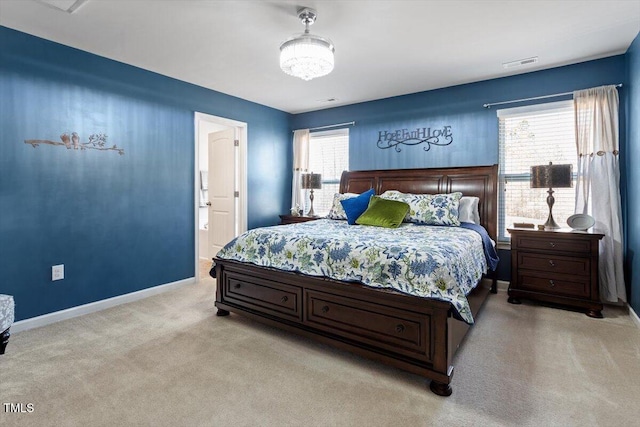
[340, 188, 375, 225]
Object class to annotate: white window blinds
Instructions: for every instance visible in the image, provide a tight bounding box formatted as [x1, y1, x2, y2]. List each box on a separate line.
[308, 128, 349, 215]
[498, 100, 577, 241]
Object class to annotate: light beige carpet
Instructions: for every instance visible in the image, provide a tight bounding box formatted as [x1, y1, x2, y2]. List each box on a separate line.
[1, 272, 639, 427]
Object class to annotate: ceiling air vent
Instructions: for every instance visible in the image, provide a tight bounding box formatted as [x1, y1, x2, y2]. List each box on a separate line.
[35, 0, 89, 14]
[502, 57, 539, 69]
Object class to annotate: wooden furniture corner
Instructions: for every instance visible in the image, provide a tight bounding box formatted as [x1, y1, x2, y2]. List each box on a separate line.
[279, 214, 322, 225]
[0, 328, 10, 354]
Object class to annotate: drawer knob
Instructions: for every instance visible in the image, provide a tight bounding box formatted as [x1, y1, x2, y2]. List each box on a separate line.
[281, 296, 288, 303]
[549, 242, 556, 248]
[321, 305, 329, 314]
[395, 324, 405, 333]
[233, 283, 241, 289]
[549, 260, 555, 267]
[549, 280, 555, 287]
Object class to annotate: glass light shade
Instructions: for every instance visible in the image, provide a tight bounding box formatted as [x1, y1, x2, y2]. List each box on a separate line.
[280, 34, 334, 81]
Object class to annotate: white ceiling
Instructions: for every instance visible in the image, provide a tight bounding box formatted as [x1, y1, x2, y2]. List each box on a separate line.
[1, 0, 639, 114]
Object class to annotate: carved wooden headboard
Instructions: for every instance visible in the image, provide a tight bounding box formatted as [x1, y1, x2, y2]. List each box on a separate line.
[339, 165, 498, 241]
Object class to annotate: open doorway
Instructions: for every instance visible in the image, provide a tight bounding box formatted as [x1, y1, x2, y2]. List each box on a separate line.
[194, 112, 247, 281]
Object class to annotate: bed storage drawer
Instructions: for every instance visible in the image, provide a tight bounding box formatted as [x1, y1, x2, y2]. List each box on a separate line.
[305, 290, 431, 362]
[223, 273, 302, 321]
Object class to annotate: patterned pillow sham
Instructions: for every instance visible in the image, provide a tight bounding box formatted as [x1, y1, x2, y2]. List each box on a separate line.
[327, 193, 357, 220]
[380, 190, 462, 226]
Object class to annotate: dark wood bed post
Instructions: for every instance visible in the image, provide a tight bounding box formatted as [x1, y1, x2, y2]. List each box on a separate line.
[489, 272, 498, 294]
[212, 165, 498, 396]
[212, 264, 229, 316]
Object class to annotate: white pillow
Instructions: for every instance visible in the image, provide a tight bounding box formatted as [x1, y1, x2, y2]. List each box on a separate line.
[327, 193, 357, 220]
[459, 196, 480, 224]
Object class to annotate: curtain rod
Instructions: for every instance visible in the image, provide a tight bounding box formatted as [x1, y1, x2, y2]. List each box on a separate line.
[293, 121, 355, 133]
[482, 84, 623, 109]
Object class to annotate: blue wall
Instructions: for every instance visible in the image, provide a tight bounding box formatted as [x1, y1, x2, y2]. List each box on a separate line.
[2, 24, 636, 321]
[626, 33, 640, 314]
[292, 56, 626, 170]
[292, 56, 628, 281]
[0, 27, 291, 321]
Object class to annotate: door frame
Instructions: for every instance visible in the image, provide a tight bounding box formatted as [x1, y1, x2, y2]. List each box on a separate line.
[194, 112, 247, 281]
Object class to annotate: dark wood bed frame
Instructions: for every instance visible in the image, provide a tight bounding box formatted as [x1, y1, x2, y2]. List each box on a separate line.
[213, 165, 498, 396]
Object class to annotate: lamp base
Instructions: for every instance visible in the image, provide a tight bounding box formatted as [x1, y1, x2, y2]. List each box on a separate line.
[543, 188, 560, 230]
[307, 189, 316, 217]
[543, 216, 560, 230]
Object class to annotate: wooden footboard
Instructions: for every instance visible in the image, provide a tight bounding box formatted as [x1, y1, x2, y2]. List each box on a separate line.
[213, 258, 491, 396]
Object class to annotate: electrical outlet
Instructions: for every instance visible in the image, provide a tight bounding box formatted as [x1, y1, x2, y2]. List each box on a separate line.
[52, 264, 64, 281]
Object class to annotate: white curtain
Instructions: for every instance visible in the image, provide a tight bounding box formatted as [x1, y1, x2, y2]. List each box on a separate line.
[291, 129, 310, 212]
[574, 85, 626, 302]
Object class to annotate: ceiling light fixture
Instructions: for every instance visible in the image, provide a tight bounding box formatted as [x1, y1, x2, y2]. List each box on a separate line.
[279, 8, 335, 81]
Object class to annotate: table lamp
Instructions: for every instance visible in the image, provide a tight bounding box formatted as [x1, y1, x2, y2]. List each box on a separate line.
[530, 162, 572, 229]
[301, 172, 322, 217]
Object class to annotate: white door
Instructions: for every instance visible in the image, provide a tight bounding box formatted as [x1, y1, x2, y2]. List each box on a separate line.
[207, 128, 236, 256]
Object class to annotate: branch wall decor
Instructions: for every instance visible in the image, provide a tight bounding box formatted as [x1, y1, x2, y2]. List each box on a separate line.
[377, 126, 453, 152]
[24, 132, 124, 155]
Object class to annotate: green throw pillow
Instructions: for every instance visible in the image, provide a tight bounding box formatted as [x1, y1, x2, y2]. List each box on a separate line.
[355, 196, 410, 228]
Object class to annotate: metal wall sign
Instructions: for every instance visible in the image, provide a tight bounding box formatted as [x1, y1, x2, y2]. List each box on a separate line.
[376, 125, 452, 152]
[24, 132, 124, 155]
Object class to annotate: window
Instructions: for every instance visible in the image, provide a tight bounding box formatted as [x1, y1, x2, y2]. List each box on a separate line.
[498, 101, 577, 242]
[307, 128, 349, 215]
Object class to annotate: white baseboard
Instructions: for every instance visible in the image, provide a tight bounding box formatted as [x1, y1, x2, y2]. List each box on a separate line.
[628, 304, 640, 329]
[495, 280, 509, 292]
[11, 277, 195, 334]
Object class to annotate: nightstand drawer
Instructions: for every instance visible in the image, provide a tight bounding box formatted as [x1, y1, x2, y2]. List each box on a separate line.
[518, 272, 590, 298]
[517, 253, 590, 276]
[514, 236, 591, 254]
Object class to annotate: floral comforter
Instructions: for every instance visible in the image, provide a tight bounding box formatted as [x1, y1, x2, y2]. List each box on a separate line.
[216, 219, 489, 324]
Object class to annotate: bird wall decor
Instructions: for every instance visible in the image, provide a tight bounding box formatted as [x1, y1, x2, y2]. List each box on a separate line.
[24, 132, 124, 155]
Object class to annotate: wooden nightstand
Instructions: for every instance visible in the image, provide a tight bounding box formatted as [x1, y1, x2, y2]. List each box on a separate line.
[278, 214, 321, 225]
[508, 227, 604, 318]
